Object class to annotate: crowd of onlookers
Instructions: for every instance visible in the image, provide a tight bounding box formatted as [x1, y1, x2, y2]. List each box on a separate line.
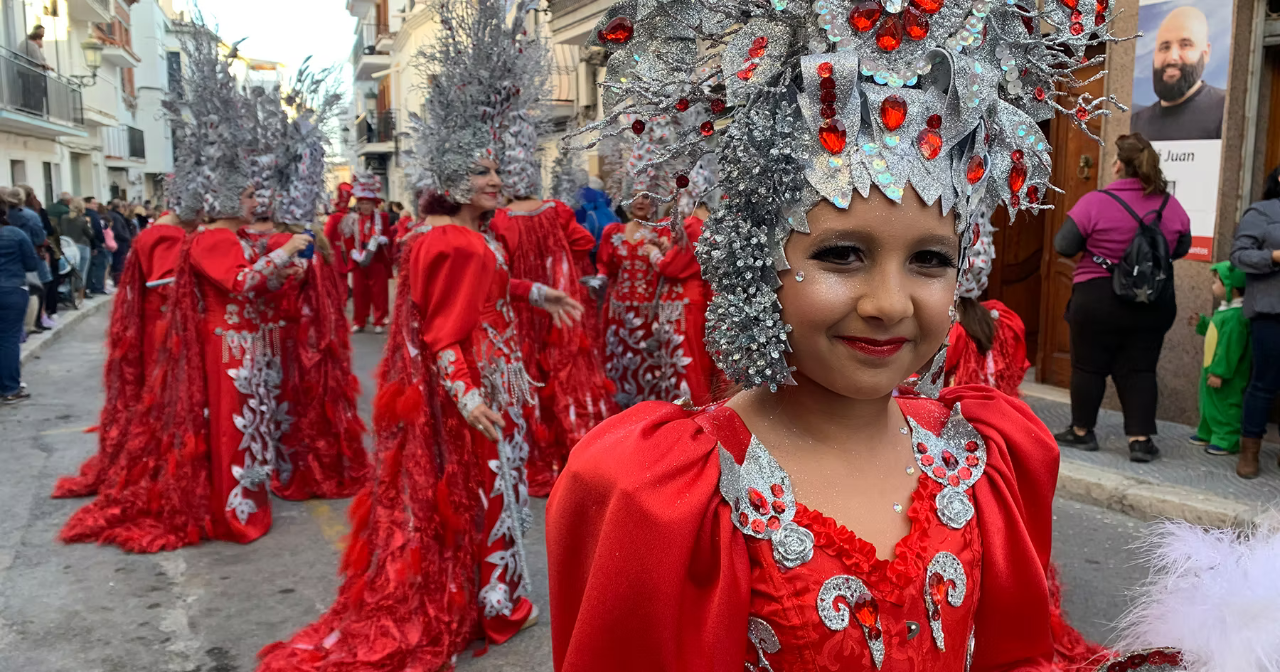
[0, 187, 160, 404]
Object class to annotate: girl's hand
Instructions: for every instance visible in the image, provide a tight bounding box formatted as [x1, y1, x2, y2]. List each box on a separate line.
[543, 289, 585, 328]
[1187, 313, 1202, 328]
[640, 243, 661, 258]
[467, 404, 506, 442]
[282, 234, 311, 256]
[1207, 374, 1223, 389]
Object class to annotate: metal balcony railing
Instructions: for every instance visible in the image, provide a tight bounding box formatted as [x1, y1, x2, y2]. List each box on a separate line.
[105, 125, 146, 160]
[354, 21, 391, 57]
[357, 110, 397, 147]
[0, 48, 85, 127]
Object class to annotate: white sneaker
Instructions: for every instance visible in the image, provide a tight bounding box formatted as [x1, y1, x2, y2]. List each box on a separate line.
[374, 325, 385, 334]
[351, 324, 364, 334]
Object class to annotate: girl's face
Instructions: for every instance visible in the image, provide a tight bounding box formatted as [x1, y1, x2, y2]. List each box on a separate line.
[630, 192, 653, 220]
[469, 159, 503, 212]
[779, 188, 960, 400]
[238, 185, 258, 223]
[1211, 271, 1225, 301]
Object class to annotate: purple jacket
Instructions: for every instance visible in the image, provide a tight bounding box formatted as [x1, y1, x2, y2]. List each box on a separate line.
[1059, 177, 1192, 284]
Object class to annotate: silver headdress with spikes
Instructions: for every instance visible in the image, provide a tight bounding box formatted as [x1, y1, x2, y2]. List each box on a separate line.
[273, 60, 345, 226]
[248, 84, 290, 220]
[498, 0, 551, 200]
[402, 0, 540, 204]
[549, 151, 590, 211]
[568, 0, 1127, 390]
[165, 21, 255, 222]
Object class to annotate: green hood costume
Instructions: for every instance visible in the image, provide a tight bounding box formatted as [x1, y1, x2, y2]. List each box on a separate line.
[1195, 261, 1252, 452]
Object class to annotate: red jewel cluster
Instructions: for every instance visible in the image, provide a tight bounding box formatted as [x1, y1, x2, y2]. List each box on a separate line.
[917, 439, 979, 486]
[917, 114, 943, 161]
[1061, 0, 1109, 34]
[1105, 650, 1183, 672]
[927, 573, 956, 622]
[816, 62, 848, 154]
[738, 35, 769, 81]
[854, 593, 883, 641]
[740, 482, 789, 534]
[848, 0, 943, 53]
[598, 16, 634, 44]
[1009, 149, 1027, 209]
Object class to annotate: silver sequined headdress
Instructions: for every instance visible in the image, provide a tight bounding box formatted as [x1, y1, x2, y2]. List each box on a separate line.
[498, 0, 550, 200]
[568, 0, 1127, 390]
[273, 60, 345, 226]
[165, 20, 255, 222]
[957, 206, 993, 299]
[403, 0, 539, 204]
[549, 150, 590, 211]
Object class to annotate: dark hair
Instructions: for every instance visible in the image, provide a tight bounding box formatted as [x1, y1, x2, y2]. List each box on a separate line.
[1262, 167, 1280, 202]
[958, 296, 995, 356]
[1115, 133, 1168, 195]
[418, 190, 462, 217]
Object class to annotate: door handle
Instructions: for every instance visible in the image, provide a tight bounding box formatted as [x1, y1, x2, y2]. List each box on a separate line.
[1077, 155, 1093, 179]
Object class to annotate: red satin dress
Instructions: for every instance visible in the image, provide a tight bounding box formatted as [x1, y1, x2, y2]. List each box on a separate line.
[52, 223, 187, 499]
[60, 226, 296, 552]
[598, 221, 703, 408]
[547, 387, 1066, 672]
[491, 200, 616, 497]
[327, 210, 392, 329]
[652, 215, 721, 406]
[257, 221, 538, 672]
[944, 300, 1030, 398]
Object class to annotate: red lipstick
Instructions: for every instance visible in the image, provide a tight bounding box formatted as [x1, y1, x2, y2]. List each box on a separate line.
[837, 336, 908, 358]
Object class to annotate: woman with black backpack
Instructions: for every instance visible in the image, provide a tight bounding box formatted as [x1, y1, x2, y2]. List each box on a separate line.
[1053, 133, 1193, 463]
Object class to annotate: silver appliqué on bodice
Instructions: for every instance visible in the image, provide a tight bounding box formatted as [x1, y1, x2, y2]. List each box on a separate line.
[908, 402, 988, 529]
[718, 437, 814, 571]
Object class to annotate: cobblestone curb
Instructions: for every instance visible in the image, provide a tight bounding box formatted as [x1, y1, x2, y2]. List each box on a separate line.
[20, 295, 113, 366]
[1055, 460, 1266, 529]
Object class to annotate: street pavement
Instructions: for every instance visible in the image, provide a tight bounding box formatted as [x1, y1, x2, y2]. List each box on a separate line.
[0, 308, 1162, 671]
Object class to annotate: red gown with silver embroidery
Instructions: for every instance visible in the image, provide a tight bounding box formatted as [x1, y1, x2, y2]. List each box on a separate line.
[60, 227, 296, 552]
[53, 223, 187, 499]
[598, 221, 703, 408]
[944, 300, 1031, 398]
[491, 200, 616, 497]
[652, 215, 722, 406]
[548, 387, 1067, 672]
[326, 210, 392, 329]
[257, 221, 538, 672]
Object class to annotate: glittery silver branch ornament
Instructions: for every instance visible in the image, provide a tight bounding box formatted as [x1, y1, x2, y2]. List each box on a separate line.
[565, 0, 1130, 391]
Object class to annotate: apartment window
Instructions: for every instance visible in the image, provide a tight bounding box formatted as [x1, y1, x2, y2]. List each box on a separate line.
[42, 162, 53, 205]
[167, 51, 183, 98]
[9, 160, 26, 186]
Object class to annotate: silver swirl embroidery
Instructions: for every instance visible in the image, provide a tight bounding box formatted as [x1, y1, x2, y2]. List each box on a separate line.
[226, 344, 290, 524]
[717, 436, 813, 571]
[908, 402, 988, 529]
[924, 551, 968, 652]
[817, 575, 885, 669]
[746, 616, 781, 672]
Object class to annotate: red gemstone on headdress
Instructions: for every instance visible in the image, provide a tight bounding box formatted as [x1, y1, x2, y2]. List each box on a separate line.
[1011, 149, 1024, 163]
[817, 61, 834, 77]
[1034, 86, 1047, 101]
[676, 174, 690, 189]
[710, 98, 726, 114]
[905, 6, 929, 40]
[1070, 10, 1082, 21]
[632, 119, 646, 135]
[820, 89, 838, 104]
[1060, 0, 1078, 8]
[599, 16, 635, 44]
[948, 474, 961, 486]
[821, 104, 838, 119]
[848, 2, 882, 32]
[701, 120, 715, 136]
[1125, 654, 1148, 668]
[1027, 185, 1040, 204]
[767, 516, 782, 530]
[675, 98, 690, 112]
[958, 467, 973, 481]
[941, 450, 959, 470]
[1009, 161, 1027, 193]
[737, 63, 759, 80]
[921, 454, 935, 467]
[966, 155, 986, 184]
[917, 128, 943, 160]
[819, 119, 847, 154]
[912, 0, 944, 13]
[820, 77, 836, 90]
[868, 626, 883, 641]
[770, 483, 785, 498]
[1075, 104, 1089, 121]
[749, 35, 769, 58]
[876, 15, 904, 51]
[928, 573, 950, 606]
[739, 512, 749, 527]
[932, 466, 946, 479]
[926, 114, 942, 129]
[1096, 0, 1108, 9]
[748, 487, 768, 513]
[1094, 12, 1106, 26]
[771, 499, 786, 514]
[1070, 21, 1084, 35]
[1010, 194, 1021, 209]
[853, 593, 879, 627]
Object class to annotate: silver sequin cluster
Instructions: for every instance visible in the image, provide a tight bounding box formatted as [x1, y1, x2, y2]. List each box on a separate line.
[924, 551, 968, 651]
[718, 438, 815, 570]
[908, 402, 988, 529]
[565, 0, 1128, 391]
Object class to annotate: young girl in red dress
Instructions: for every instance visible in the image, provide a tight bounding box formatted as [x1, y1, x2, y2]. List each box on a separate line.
[547, 1, 1125, 670]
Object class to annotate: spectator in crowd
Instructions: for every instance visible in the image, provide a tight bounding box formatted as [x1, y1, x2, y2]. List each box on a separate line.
[1229, 166, 1280, 478]
[575, 176, 621, 261]
[83, 197, 108, 296]
[0, 197, 36, 404]
[387, 201, 404, 229]
[59, 198, 94, 302]
[48, 192, 71, 224]
[132, 204, 150, 231]
[1052, 133, 1192, 463]
[107, 200, 132, 287]
[19, 26, 51, 114]
[24, 186, 63, 325]
[3, 187, 50, 332]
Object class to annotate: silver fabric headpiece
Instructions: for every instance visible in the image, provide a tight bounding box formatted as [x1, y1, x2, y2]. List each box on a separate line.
[248, 84, 289, 220]
[403, 0, 539, 204]
[549, 151, 589, 211]
[273, 60, 344, 226]
[498, 0, 550, 201]
[165, 21, 255, 222]
[957, 206, 994, 299]
[568, 0, 1127, 390]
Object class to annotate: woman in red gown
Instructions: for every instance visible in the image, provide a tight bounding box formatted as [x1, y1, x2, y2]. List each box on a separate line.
[52, 211, 192, 499]
[549, 0, 1124, 669]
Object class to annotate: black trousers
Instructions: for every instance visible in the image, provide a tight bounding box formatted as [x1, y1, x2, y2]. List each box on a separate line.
[1067, 277, 1176, 436]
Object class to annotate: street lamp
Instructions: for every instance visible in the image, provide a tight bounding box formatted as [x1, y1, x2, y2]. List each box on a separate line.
[68, 39, 104, 87]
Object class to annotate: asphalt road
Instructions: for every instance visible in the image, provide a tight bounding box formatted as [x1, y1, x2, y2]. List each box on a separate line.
[0, 308, 1150, 672]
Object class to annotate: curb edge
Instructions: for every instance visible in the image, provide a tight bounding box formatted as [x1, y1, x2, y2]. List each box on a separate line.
[20, 295, 113, 367]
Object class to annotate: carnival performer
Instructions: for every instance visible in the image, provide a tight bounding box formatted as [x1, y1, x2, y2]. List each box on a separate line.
[548, 0, 1127, 670]
[59, 24, 309, 552]
[256, 0, 582, 667]
[944, 213, 1030, 397]
[51, 210, 193, 499]
[329, 172, 392, 334]
[490, 71, 615, 496]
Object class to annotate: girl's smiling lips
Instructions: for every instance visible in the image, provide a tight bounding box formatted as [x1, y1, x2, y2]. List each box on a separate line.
[836, 335, 908, 358]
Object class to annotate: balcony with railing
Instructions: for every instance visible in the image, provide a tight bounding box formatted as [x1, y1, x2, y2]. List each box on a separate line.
[68, 0, 112, 22]
[352, 21, 391, 80]
[94, 19, 142, 67]
[355, 109, 396, 155]
[105, 124, 146, 163]
[0, 48, 86, 138]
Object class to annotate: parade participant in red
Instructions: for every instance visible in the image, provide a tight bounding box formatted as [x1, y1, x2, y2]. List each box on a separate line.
[332, 172, 392, 333]
[549, 0, 1126, 669]
[944, 213, 1031, 397]
[321, 182, 353, 269]
[52, 211, 192, 499]
[257, 0, 581, 666]
[59, 25, 310, 552]
[491, 83, 615, 496]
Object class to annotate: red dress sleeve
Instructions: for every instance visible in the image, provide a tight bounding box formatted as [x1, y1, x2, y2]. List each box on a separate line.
[324, 211, 348, 274]
[655, 216, 704, 279]
[547, 401, 752, 672]
[189, 228, 292, 297]
[554, 201, 597, 256]
[596, 223, 622, 278]
[938, 386, 1058, 672]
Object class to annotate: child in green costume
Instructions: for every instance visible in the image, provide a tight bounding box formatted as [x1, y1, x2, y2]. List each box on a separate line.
[1189, 261, 1252, 455]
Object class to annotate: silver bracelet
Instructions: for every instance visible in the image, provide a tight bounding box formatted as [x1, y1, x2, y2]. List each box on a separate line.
[528, 282, 549, 309]
[457, 388, 484, 419]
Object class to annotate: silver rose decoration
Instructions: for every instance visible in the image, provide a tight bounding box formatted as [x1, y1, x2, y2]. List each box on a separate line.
[936, 488, 975, 530]
[772, 521, 815, 569]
